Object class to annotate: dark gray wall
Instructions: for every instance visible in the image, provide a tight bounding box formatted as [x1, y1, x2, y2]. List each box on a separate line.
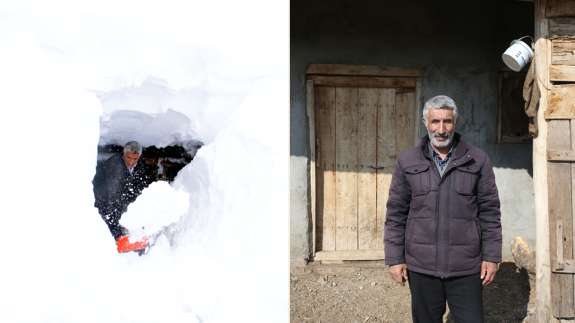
[290, 0, 535, 263]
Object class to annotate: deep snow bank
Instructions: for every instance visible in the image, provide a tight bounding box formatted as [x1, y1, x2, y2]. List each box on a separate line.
[0, 1, 288, 321]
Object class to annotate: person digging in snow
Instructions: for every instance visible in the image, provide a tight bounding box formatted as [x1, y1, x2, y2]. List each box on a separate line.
[93, 141, 153, 253]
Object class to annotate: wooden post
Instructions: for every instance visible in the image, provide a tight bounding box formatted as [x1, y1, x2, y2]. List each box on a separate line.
[306, 80, 316, 258]
[534, 0, 553, 322]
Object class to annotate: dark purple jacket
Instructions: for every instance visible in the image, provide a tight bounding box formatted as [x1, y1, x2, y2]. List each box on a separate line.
[384, 134, 501, 278]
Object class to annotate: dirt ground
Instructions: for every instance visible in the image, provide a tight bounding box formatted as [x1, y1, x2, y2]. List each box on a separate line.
[290, 261, 534, 323]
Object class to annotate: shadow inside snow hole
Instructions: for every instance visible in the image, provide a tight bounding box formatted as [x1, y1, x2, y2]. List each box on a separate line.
[96, 141, 202, 183]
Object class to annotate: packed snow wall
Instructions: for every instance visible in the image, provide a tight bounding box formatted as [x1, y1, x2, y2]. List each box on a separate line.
[0, 1, 288, 322]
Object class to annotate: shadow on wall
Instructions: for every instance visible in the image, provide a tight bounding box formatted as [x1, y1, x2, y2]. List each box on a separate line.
[290, 0, 534, 175]
[488, 142, 533, 178]
[445, 262, 532, 323]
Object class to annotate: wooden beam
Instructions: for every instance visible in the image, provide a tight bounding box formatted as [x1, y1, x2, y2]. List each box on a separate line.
[547, 0, 575, 18]
[534, 1, 553, 321]
[306, 80, 317, 257]
[548, 150, 575, 161]
[315, 86, 337, 252]
[334, 87, 359, 251]
[308, 75, 417, 89]
[553, 259, 575, 273]
[572, 121, 575, 319]
[357, 88, 378, 250]
[551, 65, 575, 82]
[545, 85, 575, 119]
[306, 64, 422, 78]
[552, 38, 575, 65]
[314, 249, 385, 261]
[549, 17, 575, 36]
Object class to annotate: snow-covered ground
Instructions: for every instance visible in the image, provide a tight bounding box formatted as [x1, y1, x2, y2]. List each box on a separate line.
[0, 1, 288, 322]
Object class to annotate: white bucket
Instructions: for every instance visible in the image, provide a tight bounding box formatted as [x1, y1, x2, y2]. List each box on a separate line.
[502, 38, 533, 72]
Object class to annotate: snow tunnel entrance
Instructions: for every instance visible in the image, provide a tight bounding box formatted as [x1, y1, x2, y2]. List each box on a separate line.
[91, 106, 202, 252]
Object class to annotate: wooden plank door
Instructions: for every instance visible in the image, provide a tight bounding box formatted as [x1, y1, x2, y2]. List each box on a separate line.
[544, 10, 575, 319]
[547, 119, 575, 318]
[313, 85, 416, 261]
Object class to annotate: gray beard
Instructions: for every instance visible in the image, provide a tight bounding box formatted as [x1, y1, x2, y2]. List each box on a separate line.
[427, 130, 454, 149]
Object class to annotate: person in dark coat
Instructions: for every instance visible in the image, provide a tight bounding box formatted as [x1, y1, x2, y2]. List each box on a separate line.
[384, 95, 502, 323]
[93, 141, 151, 241]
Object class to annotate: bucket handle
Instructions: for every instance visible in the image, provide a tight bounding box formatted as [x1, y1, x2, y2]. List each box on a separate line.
[515, 35, 534, 48]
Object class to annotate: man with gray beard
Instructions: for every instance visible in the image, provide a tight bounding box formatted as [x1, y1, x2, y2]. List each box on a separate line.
[384, 95, 502, 323]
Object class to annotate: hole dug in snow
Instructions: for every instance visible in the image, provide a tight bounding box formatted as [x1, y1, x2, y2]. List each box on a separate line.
[92, 109, 202, 253]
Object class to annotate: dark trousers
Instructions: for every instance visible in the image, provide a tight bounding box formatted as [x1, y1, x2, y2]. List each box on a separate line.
[408, 270, 483, 323]
[96, 201, 128, 240]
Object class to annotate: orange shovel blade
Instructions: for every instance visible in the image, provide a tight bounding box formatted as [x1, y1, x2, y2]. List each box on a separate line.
[116, 235, 149, 253]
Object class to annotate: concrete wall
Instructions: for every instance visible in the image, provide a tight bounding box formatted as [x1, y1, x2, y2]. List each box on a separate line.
[290, 0, 535, 263]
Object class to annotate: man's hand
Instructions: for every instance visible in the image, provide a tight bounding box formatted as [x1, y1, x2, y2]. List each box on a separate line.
[389, 264, 408, 285]
[480, 261, 498, 286]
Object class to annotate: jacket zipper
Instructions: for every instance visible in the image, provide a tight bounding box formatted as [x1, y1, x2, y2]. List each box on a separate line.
[435, 157, 465, 279]
[435, 180, 441, 277]
[436, 156, 471, 278]
[430, 159, 442, 278]
[444, 177, 453, 277]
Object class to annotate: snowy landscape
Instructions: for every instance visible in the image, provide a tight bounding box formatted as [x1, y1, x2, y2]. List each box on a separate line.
[0, 1, 288, 322]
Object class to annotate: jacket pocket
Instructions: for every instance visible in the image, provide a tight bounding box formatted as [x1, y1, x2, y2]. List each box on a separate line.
[407, 217, 436, 245]
[454, 163, 481, 196]
[406, 217, 437, 270]
[448, 218, 481, 272]
[449, 218, 480, 246]
[405, 163, 431, 197]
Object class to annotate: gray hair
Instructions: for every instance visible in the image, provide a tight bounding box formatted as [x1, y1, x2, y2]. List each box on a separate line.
[422, 95, 458, 124]
[123, 141, 143, 154]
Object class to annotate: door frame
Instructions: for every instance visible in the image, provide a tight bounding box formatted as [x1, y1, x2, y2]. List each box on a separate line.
[306, 64, 423, 261]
